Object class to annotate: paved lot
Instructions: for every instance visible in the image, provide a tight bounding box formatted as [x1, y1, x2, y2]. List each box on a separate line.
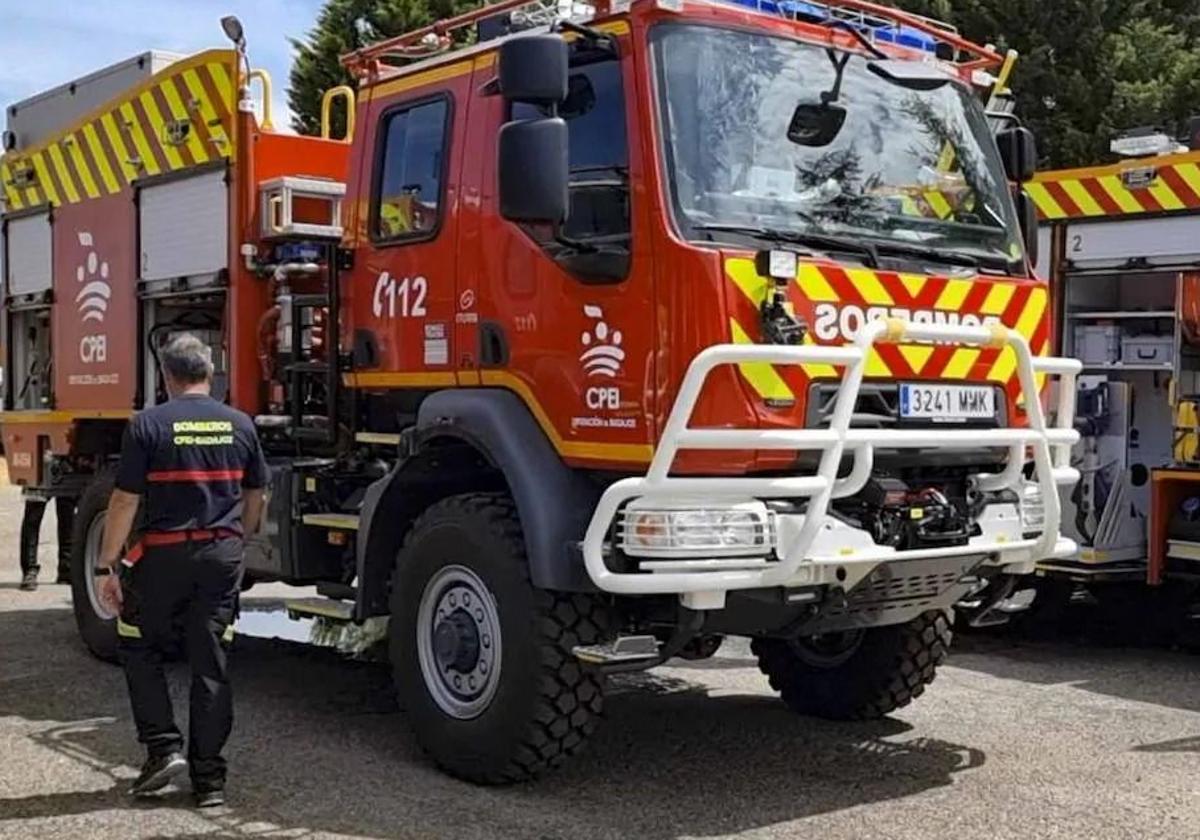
[1, 483, 1198, 840]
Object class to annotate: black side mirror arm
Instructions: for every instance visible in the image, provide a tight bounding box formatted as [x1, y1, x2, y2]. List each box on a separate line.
[555, 20, 618, 56]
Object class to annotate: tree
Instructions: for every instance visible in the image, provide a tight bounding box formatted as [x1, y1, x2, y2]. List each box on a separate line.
[288, 0, 470, 136]
[890, 0, 1200, 168]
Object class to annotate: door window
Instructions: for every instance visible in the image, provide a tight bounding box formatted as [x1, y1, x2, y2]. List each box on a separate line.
[373, 97, 450, 242]
[513, 58, 630, 243]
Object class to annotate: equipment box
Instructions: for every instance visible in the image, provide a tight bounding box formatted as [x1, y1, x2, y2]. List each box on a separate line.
[1121, 334, 1174, 366]
[4, 51, 182, 151]
[1074, 324, 1121, 364]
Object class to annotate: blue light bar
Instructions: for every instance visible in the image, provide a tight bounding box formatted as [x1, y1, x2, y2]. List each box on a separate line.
[718, 0, 940, 54]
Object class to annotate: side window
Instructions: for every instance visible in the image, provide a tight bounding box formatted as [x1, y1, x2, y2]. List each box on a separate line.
[513, 58, 629, 243]
[373, 97, 449, 242]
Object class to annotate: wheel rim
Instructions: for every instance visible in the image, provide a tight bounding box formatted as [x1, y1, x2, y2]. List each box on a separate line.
[416, 564, 502, 720]
[83, 512, 116, 622]
[789, 629, 866, 668]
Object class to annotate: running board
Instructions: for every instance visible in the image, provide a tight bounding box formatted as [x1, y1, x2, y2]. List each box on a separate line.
[572, 635, 660, 666]
[967, 587, 1038, 628]
[301, 512, 360, 530]
[285, 599, 354, 622]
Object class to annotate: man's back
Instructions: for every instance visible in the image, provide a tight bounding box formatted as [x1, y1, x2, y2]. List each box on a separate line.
[99, 333, 268, 805]
[116, 394, 267, 535]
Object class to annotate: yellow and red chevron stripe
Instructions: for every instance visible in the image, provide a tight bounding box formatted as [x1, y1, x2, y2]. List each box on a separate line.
[724, 257, 1050, 406]
[1030, 150, 1200, 221]
[0, 50, 237, 212]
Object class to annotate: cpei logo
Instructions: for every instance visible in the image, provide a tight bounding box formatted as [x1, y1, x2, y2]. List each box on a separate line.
[579, 304, 625, 379]
[75, 231, 112, 365]
[75, 231, 112, 324]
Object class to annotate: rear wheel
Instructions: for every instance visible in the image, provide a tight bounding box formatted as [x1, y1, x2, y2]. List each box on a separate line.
[752, 610, 952, 720]
[390, 492, 607, 783]
[70, 470, 119, 662]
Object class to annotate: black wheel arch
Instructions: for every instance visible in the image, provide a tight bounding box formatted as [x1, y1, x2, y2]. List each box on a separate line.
[355, 388, 606, 619]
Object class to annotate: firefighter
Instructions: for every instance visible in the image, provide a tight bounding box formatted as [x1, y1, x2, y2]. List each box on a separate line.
[96, 333, 268, 808]
[17, 495, 75, 591]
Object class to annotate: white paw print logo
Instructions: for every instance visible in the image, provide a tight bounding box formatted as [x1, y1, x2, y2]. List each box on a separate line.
[579, 304, 625, 378]
[75, 231, 112, 324]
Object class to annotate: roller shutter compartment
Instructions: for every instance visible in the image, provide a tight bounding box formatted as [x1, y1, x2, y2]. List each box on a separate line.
[6, 211, 53, 297]
[139, 169, 227, 282]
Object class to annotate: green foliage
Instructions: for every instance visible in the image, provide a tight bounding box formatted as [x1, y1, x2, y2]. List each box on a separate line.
[890, 0, 1200, 168]
[288, 0, 471, 136]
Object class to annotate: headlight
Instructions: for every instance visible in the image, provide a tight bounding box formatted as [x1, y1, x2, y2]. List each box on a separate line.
[618, 501, 774, 558]
[1020, 482, 1045, 536]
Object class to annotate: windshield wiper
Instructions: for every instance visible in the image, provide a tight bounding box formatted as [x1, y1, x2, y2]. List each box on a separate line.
[693, 222, 878, 268]
[866, 238, 1021, 273]
[868, 240, 979, 269]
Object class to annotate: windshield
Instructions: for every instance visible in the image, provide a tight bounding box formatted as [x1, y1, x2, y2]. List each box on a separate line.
[651, 24, 1024, 270]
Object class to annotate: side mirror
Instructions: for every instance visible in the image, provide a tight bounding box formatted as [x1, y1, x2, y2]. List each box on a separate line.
[499, 118, 568, 224]
[787, 102, 847, 147]
[499, 34, 568, 104]
[1016, 188, 1039, 269]
[997, 127, 1037, 182]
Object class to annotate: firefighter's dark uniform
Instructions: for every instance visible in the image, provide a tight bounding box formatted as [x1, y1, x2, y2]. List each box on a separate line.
[114, 393, 268, 793]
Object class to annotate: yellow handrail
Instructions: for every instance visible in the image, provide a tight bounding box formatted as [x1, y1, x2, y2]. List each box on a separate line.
[248, 69, 274, 131]
[321, 85, 356, 143]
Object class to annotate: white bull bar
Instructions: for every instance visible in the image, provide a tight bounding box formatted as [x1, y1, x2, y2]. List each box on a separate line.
[581, 317, 1082, 599]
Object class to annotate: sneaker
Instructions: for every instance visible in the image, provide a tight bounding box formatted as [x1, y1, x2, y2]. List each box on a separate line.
[55, 569, 71, 584]
[18, 571, 37, 592]
[129, 752, 187, 796]
[194, 788, 225, 808]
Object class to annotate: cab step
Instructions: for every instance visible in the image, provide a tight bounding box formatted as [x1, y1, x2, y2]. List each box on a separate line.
[285, 598, 354, 623]
[572, 635, 660, 666]
[301, 512, 360, 530]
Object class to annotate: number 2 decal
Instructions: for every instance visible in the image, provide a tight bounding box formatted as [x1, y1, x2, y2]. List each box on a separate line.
[372, 271, 428, 318]
[1071, 234, 1083, 253]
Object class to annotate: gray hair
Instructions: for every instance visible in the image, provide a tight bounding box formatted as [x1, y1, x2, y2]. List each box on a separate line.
[159, 333, 214, 384]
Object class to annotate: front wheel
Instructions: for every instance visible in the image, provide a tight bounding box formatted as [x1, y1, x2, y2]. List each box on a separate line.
[70, 470, 119, 662]
[390, 492, 607, 784]
[752, 610, 952, 720]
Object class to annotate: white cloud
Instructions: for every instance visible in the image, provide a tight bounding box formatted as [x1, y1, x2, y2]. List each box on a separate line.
[0, 0, 324, 132]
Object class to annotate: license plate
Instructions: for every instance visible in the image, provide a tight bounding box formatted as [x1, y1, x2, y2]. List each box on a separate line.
[899, 383, 995, 423]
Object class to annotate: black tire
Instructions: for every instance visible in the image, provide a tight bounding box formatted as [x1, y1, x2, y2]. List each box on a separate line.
[390, 492, 607, 784]
[752, 610, 952, 720]
[70, 469, 119, 662]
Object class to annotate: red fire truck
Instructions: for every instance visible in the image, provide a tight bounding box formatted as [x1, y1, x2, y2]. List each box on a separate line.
[0, 0, 1079, 782]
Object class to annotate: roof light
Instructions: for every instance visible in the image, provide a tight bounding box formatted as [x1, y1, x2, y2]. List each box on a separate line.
[1111, 132, 1181, 159]
[220, 15, 245, 49]
[719, 0, 940, 55]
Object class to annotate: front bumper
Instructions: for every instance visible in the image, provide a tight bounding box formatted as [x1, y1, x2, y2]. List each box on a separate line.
[582, 318, 1081, 609]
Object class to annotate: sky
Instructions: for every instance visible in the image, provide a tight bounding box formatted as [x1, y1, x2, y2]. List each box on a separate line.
[0, 0, 326, 133]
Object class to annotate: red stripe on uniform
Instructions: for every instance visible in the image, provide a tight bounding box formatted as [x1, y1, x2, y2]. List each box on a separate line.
[146, 469, 245, 482]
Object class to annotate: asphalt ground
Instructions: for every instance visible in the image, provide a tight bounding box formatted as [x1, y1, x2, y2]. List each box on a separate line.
[1, 483, 1198, 840]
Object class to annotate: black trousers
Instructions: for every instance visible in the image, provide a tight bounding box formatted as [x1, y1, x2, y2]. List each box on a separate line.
[117, 537, 242, 790]
[20, 497, 75, 576]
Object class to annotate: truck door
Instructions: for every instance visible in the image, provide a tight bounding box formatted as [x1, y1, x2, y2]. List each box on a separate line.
[461, 31, 657, 466]
[344, 74, 469, 388]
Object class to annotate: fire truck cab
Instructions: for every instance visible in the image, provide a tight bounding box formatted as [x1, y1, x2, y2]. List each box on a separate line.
[1, 0, 1080, 783]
